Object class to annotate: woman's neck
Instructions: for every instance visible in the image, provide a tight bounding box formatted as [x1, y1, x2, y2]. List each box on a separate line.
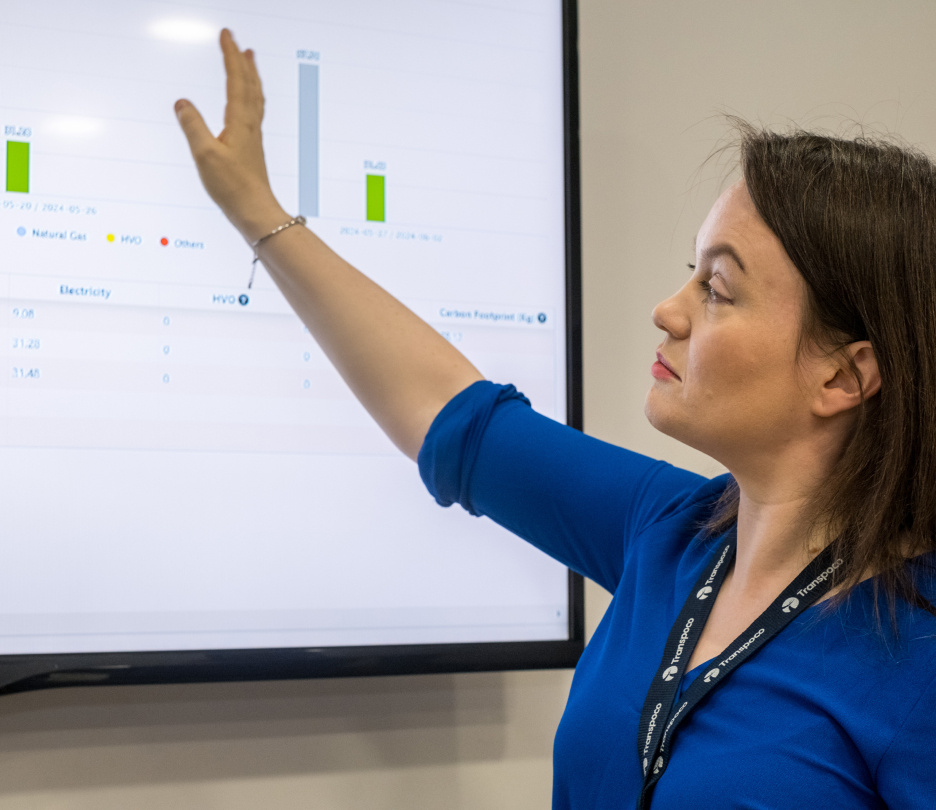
[728, 486, 828, 602]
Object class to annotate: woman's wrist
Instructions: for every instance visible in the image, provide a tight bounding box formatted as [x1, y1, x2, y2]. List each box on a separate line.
[232, 197, 293, 245]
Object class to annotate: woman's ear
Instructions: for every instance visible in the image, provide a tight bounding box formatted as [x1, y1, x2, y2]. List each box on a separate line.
[812, 341, 881, 418]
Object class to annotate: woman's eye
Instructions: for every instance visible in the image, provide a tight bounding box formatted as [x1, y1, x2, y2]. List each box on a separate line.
[697, 278, 726, 304]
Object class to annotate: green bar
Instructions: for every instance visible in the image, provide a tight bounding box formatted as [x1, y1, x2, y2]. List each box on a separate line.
[6, 141, 30, 193]
[366, 174, 385, 222]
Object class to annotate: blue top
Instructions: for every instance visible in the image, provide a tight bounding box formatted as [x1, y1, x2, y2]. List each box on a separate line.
[418, 381, 936, 809]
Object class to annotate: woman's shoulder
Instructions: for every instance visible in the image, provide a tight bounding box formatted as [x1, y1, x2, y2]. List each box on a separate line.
[812, 558, 936, 679]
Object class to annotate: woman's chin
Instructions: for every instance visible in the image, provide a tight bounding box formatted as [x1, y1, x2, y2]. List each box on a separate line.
[644, 395, 704, 451]
[644, 390, 676, 434]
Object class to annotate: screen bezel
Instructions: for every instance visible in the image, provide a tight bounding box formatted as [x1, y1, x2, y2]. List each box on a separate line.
[0, 0, 584, 696]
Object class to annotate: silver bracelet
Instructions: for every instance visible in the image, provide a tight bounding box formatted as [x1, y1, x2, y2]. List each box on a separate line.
[248, 215, 307, 288]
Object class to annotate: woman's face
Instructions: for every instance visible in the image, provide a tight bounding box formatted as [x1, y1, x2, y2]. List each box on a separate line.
[645, 182, 819, 471]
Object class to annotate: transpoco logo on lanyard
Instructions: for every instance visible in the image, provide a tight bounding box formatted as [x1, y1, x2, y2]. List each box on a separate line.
[635, 528, 842, 809]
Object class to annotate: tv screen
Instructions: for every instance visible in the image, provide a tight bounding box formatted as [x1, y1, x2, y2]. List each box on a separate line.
[0, 0, 582, 693]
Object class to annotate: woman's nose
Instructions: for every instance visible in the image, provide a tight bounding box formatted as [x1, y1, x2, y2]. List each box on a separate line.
[651, 288, 690, 339]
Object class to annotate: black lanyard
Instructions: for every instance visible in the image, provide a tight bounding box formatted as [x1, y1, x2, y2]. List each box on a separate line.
[635, 529, 842, 809]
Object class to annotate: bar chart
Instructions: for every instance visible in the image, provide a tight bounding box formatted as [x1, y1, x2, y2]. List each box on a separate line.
[366, 173, 385, 222]
[298, 61, 384, 225]
[5, 140, 29, 193]
[297, 61, 319, 218]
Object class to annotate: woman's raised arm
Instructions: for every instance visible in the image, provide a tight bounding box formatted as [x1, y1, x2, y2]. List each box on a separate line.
[174, 30, 483, 460]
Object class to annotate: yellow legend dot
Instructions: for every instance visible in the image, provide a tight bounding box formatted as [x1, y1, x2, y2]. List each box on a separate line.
[106, 233, 115, 243]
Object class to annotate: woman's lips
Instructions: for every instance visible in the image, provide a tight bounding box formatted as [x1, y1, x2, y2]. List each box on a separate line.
[652, 352, 680, 380]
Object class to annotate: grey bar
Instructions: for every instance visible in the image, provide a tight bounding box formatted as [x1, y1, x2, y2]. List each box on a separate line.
[298, 63, 320, 217]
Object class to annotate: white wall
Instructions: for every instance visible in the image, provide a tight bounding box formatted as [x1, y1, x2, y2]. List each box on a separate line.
[2, 2, 936, 807]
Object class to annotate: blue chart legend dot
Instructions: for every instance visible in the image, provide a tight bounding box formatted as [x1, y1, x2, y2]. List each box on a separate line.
[17, 226, 26, 236]
[238, 294, 249, 306]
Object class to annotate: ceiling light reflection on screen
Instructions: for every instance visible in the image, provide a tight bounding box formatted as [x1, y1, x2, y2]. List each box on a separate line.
[46, 116, 105, 138]
[149, 18, 217, 44]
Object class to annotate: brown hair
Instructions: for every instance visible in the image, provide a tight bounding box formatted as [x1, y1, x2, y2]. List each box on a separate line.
[709, 121, 936, 624]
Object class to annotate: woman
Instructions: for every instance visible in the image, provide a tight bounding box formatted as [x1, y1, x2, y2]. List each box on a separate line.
[175, 30, 936, 808]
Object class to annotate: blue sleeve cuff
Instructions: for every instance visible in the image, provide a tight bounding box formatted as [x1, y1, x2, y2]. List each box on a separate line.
[417, 380, 530, 516]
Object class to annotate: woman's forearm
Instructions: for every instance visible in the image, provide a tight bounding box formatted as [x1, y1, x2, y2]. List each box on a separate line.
[249, 216, 483, 459]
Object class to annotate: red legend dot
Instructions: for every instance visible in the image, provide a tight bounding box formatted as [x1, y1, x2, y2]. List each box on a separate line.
[160, 237, 169, 246]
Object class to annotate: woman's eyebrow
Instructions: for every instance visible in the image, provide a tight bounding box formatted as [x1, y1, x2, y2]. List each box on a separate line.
[692, 236, 747, 273]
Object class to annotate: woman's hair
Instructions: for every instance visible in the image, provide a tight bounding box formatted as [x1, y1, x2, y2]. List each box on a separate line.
[709, 120, 936, 624]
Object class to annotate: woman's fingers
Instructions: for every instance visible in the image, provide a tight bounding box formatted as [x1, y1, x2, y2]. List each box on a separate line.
[221, 29, 259, 132]
[244, 49, 265, 121]
[174, 99, 214, 161]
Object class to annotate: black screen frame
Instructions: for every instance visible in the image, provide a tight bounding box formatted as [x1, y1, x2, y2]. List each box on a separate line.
[0, 0, 585, 697]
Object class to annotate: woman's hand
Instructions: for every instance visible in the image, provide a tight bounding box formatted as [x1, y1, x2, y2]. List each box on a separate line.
[174, 29, 288, 242]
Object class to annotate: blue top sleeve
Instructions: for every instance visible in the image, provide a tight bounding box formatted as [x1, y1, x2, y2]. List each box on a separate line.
[418, 380, 710, 593]
[875, 668, 936, 807]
